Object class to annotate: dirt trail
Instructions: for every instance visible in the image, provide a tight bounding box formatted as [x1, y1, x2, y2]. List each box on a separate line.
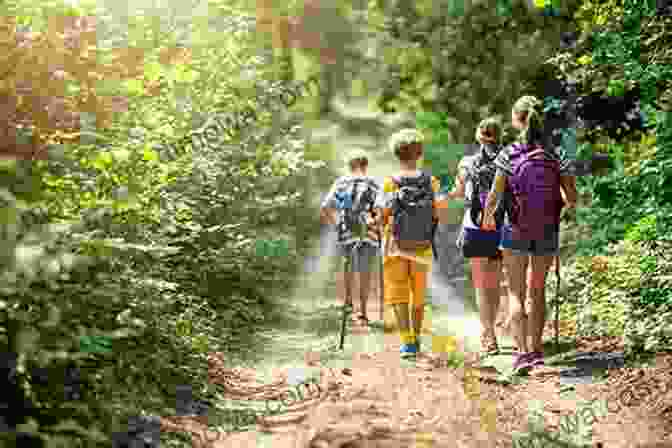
[160, 272, 672, 447]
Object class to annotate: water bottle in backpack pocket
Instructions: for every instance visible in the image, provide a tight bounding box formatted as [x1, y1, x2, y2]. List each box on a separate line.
[508, 144, 564, 241]
[390, 173, 435, 252]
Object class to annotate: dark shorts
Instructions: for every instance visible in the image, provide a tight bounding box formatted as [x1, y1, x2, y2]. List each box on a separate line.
[489, 249, 503, 261]
[336, 241, 380, 273]
[459, 227, 503, 261]
[499, 225, 560, 256]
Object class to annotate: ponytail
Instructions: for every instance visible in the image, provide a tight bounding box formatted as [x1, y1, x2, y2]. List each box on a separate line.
[512, 95, 545, 145]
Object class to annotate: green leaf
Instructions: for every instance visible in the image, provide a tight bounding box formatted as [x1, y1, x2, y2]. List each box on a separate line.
[144, 61, 163, 82]
[143, 146, 159, 162]
[111, 149, 131, 162]
[124, 79, 145, 95]
[92, 151, 113, 170]
[176, 69, 198, 84]
[79, 335, 113, 354]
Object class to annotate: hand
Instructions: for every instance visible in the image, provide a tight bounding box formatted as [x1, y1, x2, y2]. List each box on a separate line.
[482, 213, 496, 231]
[366, 213, 381, 231]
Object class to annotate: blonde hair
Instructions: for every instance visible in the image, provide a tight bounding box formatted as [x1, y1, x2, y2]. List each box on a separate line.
[344, 148, 369, 171]
[475, 117, 502, 143]
[388, 128, 424, 161]
[512, 95, 545, 145]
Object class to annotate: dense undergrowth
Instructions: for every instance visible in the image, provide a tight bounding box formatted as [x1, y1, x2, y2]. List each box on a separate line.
[0, 1, 339, 446]
[550, 0, 672, 358]
[1, 0, 671, 446]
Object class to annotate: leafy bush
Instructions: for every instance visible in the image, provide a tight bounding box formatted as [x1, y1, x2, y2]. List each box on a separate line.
[0, 1, 330, 446]
[557, 238, 672, 355]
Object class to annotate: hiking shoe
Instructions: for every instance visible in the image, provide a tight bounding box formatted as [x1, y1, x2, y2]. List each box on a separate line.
[514, 352, 544, 373]
[353, 313, 369, 326]
[528, 351, 545, 367]
[512, 352, 534, 371]
[400, 343, 418, 357]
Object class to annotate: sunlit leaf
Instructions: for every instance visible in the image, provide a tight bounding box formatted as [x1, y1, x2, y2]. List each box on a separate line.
[112, 148, 131, 162]
[92, 151, 113, 170]
[143, 146, 159, 162]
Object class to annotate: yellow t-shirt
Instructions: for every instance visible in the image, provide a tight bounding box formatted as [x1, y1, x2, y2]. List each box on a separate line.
[380, 174, 445, 266]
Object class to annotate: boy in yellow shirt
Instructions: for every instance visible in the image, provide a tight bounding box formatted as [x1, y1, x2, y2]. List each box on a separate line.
[373, 129, 448, 356]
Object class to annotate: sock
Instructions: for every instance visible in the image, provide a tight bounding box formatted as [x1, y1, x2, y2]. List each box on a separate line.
[400, 329, 415, 345]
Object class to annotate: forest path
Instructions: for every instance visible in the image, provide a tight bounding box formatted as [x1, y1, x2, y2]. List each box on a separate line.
[159, 96, 672, 448]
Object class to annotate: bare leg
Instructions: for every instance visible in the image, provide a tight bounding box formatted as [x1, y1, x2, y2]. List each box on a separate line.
[498, 264, 511, 334]
[412, 305, 424, 340]
[502, 249, 530, 353]
[393, 303, 412, 343]
[343, 271, 353, 307]
[528, 255, 554, 352]
[359, 271, 372, 319]
[472, 257, 502, 350]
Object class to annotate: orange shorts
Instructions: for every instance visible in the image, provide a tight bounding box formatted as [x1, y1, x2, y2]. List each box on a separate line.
[383, 257, 428, 307]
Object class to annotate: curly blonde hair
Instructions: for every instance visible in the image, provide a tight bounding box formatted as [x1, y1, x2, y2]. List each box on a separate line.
[388, 128, 425, 161]
[344, 148, 369, 171]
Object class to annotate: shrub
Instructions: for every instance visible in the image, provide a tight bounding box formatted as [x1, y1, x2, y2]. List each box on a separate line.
[557, 238, 672, 355]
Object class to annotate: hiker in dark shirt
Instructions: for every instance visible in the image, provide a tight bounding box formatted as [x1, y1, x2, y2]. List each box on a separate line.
[447, 118, 509, 357]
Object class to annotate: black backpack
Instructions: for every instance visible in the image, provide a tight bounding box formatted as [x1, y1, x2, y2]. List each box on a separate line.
[464, 147, 506, 229]
[390, 173, 435, 252]
[333, 177, 379, 244]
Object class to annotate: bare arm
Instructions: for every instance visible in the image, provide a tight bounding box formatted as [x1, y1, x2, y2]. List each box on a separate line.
[320, 207, 337, 225]
[447, 160, 467, 200]
[560, 175, 577, 207]
[447, 171, 466, 200]
[482, 173, 507, 230]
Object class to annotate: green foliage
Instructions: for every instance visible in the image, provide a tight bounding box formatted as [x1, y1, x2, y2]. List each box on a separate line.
[416, 111, 462, 191]
[369, 0, 579, 143]
[624, 214, 658, 245]
[557, 239, 672, 355]
[0, 0, 329, 445]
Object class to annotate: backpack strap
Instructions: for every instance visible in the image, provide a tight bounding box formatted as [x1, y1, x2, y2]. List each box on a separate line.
[350, 179, 362, 210]
[526, 148, 548, 159]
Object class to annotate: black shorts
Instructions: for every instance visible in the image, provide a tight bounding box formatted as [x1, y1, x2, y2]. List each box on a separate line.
[489, 249, 503, 261]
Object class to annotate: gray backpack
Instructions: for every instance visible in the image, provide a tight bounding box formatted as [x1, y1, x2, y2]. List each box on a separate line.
[333, 177, 378, 244]
[390, 173, 435, 251]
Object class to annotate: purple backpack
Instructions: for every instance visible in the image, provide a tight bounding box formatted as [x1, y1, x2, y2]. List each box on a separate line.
[508, 143, 563, 240]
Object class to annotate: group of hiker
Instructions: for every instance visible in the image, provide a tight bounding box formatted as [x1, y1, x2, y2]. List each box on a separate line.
[319, 94, 578, 373]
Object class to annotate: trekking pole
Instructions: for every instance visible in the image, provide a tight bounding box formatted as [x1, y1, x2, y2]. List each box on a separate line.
[554, 254, 561, 350]
[378, 224, 384, 323]
[339, 251, 352, 351]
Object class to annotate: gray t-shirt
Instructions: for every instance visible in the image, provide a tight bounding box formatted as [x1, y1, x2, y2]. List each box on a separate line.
[322, 175, 381, 246]
[321, 175, 380, 209]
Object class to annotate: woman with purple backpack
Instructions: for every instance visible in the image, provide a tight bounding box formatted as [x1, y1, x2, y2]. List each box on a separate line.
[482, 95, 577, 372]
